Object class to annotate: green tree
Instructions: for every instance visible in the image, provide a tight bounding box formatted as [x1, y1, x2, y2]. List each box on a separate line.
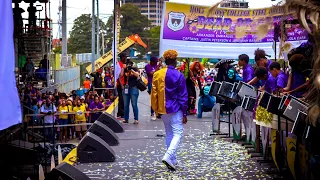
[149, 26, 161, 56]
[105, 4, 151, 56]
[68, 14, 107, 54]
[52, 45, 62, 54]
[106, 4, 150, 35]
[120, 3, 150, 33]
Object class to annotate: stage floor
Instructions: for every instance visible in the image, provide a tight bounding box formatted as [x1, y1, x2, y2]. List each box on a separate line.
[75, 91, 272, 179]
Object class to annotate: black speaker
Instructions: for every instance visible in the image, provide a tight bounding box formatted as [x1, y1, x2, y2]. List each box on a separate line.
[88, 121, 119, 146]
[97, 112, 124, 133]
[77, 132, 116, 163]
[46, 162, 90, 180]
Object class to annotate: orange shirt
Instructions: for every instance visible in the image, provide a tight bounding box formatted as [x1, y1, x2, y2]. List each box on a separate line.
[83, 80, 91, 89]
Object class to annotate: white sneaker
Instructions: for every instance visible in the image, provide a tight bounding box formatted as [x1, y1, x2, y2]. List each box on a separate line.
[151, 115, 156, 121]
[162, 156, 176, 171]
[171, 157, 178, 166]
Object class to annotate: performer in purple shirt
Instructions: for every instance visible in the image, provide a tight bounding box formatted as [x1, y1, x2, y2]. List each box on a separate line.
[284, 69, 306, 98]
[238, 54, 254, 83]
[284, 54, 310, 97]
[145, 56, 161, 120]
[248, 48, 273, 86]
[151, 50, 188, 171]
[238, 54, 256, 143]
[88, 96, 105, 122]
[255, 67, 277, 94]
[269, 62, 288, 91]
[255, 48, 272, 69]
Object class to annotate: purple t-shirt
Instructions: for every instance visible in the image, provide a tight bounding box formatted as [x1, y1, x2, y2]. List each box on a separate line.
[290, 70, 306, 98]
[145, 64, 157, 84]
[104, 75, 113, 88]
[264, 72, 277, 93]
[276, 71, 288, 89]
[242, 64, 255, 83]
[267, 59, 272, 69]
[89, 102, 104, 121]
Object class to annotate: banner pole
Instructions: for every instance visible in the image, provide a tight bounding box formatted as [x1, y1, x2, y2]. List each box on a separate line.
[112, 0, 119, 117]
[91, 0, 96, 73]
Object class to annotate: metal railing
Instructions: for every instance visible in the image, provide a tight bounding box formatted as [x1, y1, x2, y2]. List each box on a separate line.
[76, 53, 97, 64]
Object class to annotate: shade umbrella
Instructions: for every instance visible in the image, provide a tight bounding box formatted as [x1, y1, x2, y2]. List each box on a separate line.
[214, 59, 235, 68]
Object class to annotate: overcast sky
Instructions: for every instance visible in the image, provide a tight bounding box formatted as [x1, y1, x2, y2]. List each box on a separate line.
[17, 0, 281, 38]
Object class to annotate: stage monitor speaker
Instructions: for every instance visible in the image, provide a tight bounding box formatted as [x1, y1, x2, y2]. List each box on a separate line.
[97, 112, 124, 133]
[88, 121, 119, 146]
[46, 162, 90, 180]
[77, 132, 116, 163]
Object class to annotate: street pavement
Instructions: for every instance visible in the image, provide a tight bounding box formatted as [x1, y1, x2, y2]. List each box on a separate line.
[76, 91, 272, 179]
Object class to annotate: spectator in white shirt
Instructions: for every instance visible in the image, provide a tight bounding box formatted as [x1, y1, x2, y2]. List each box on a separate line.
[40, 98, 57, 142]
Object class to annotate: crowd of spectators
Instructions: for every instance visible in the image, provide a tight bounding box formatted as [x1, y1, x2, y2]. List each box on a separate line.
[21, 71, 116, 142]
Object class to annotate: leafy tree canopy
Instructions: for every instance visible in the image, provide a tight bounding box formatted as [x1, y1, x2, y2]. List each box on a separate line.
[106, 3, 150, 35]
[149, 26, 161, 56]
[68, 14, 106, 54]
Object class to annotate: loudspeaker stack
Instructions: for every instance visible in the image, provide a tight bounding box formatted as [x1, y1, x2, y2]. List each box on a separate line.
[77, 112, 124, 163]
[46, 162, 91, 180]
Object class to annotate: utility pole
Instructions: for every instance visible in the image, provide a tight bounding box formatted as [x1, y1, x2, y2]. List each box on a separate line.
[102, 31, 105, 55]
[96, 0, 100, 57]
[91, 0, 96, 73]
[147, 0, 150, 19]
[156, 0, 158, 26]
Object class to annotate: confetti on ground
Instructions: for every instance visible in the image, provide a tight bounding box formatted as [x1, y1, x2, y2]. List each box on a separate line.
[76, 91, 272, 179]
[77, 134, 272, 179]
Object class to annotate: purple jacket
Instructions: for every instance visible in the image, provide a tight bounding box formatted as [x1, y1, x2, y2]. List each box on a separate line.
[151, 65, 188, 116]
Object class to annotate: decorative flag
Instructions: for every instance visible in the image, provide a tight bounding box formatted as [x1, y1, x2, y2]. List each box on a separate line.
[0, 0, 22, 130]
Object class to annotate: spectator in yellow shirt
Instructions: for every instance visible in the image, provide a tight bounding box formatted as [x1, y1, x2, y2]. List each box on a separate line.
[67, 99, 75, 139]
[73, 99, 87, 138]
[58, 100, 69, 142]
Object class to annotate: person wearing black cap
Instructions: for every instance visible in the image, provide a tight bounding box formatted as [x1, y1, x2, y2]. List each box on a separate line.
[116, 52, 127, 119]
[215, 59, 239, 83]
[145, 57, 162, 120]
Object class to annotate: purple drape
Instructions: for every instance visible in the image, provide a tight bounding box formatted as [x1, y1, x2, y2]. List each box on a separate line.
[0, 0, 22, 130]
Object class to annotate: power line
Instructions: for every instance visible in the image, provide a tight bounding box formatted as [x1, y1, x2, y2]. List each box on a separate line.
[66, 6, 89, 21]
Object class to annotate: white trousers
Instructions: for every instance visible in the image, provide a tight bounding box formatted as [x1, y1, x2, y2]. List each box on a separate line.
[162, 110, 184, 160]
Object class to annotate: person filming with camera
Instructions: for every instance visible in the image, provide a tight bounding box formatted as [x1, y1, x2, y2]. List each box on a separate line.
[120, 58, 141, 124]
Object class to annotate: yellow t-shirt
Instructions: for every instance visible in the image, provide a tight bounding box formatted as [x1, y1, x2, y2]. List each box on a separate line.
[83, 103, 88, 109]
[68, 105, 73, 112]
[73, 105, 86, 122]
[58, 106, 69, 119]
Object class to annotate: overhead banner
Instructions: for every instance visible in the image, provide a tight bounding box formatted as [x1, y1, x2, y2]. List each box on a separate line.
[160, 2, 308, 59]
